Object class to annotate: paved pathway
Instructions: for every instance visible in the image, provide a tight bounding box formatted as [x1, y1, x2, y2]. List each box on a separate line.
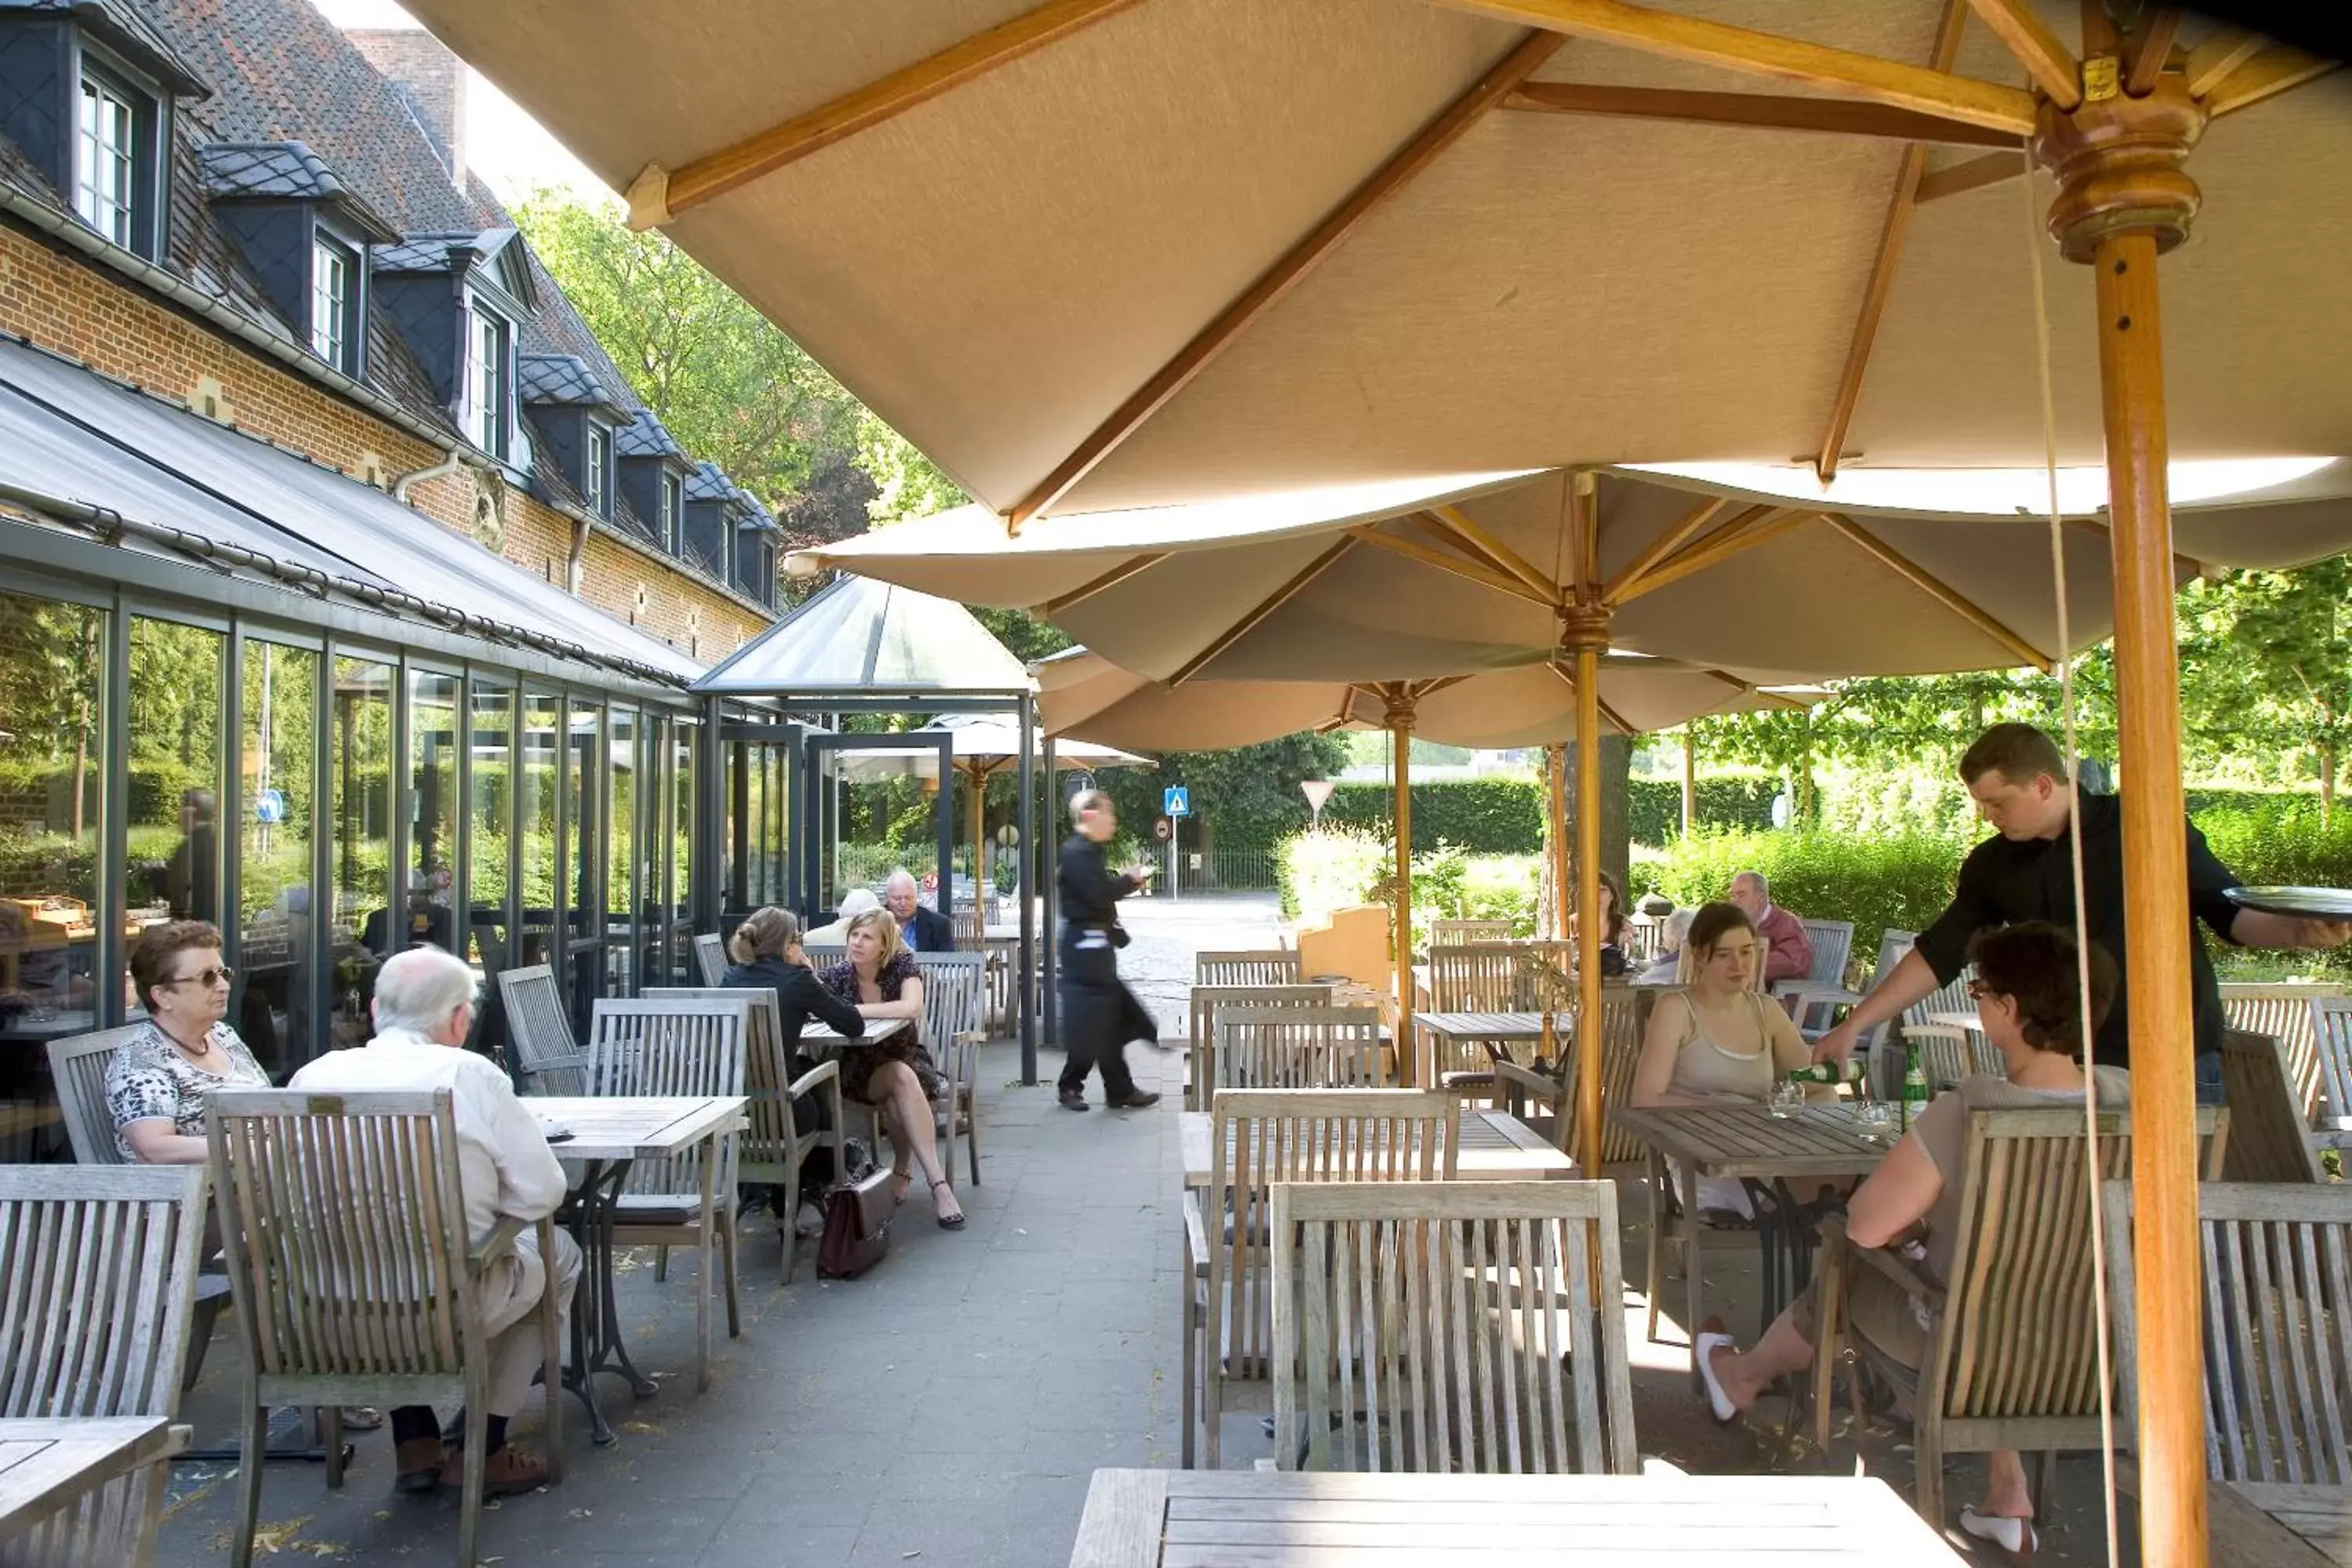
[155, 891, 2134, 1566]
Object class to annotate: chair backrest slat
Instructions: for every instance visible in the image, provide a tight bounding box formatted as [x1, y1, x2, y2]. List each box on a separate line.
[2303, 996, 2352, 1131]
[1212, 1007, 1388, 1092]
[587, 999, 747, 1197]
[1559, 987, 1653, 1167]
[497, 964, 584, 1096]
[1196, 949, 1302, 989]
[1187, 984, 1338, 1109]
[1210, 1090, 1457, 1385]
[2106, 1181, 2352, 1498]
[45, 1026, 147, 1165]
[2218, 1029, 2326, 1185]
[1427, 944, 1525, 1013]
[913, 953, 989, 1102]
[1273, 1178, 1637, 1475]
[691, 932, 727, 985]
[644, 987, 797, 1163]
[1794, 920, 1855, 990]
[1431, 919, 1512, 948]
[2221, 983, 2342, 1125]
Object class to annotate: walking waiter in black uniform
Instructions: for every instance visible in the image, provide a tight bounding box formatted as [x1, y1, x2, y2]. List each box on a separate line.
[1056, 789, 1163, 1112]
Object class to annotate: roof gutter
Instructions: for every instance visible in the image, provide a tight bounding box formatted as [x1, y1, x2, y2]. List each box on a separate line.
[0, 477, 690, 691]
[0, 183, 465, 457]
[391, 447, 467, 502]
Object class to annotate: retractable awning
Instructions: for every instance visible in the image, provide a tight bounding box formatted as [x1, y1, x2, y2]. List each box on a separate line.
[0, 336, 704, 687]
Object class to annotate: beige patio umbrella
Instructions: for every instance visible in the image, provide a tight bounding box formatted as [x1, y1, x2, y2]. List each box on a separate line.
[411, 1, 2348, 1548]
[833, 711, 1150, 893]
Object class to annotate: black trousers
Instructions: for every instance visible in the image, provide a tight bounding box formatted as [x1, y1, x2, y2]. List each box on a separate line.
[1056, 932, 1154, 1098]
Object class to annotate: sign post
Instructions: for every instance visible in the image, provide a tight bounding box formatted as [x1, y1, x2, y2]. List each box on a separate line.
[1163, 786, 1189, 903]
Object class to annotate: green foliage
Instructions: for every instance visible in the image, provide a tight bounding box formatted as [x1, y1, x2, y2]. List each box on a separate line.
[1276, 829, 1539, 951]
[857, 409, 968, 524]
[1098, 731, 1354, 869]
[1626, 776, 1780, 843]
[1633, 828, 1965, 973]
[1326, 778, 1544, 854]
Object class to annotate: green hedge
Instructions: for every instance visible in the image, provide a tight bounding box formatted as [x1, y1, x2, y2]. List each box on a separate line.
[1628, 777, 1780, 843]
[1324, 775, 1783, 854]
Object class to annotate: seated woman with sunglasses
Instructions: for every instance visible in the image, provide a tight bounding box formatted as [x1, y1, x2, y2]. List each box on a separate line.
[107, 920, 270, 1163]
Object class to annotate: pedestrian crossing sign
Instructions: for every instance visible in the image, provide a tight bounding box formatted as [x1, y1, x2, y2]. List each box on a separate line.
[1163, 786, 1190, 818]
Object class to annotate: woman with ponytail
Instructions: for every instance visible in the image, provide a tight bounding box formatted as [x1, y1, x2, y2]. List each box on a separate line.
[722, 907, 867, 1224]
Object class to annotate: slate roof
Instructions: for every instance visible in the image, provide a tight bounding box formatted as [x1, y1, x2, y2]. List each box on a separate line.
[685, 459, 745, 506]
[615, 408, 684, 460]
[0, 0, 209, 96]
[197, 139, 397, 239]
[519, 352, 626, 413]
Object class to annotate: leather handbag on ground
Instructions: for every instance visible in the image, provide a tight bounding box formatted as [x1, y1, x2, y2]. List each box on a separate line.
[817, 1167, 893, 1279]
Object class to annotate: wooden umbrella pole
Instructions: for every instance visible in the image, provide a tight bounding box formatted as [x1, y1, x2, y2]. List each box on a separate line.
[1545, 742, 1572, 939]
[968, 761, 987, 909]
[1563, 472, 1608, 1168]
[1387, 693, 1417, 1078]
[2035, 42, 2208, 1567]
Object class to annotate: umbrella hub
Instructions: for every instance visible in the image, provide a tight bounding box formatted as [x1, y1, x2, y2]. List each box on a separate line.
[2033, 67, 2206, 266]
[1554, 600, 1613, 655]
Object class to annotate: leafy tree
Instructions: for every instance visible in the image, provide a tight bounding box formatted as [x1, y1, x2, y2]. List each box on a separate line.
[511, 190, 863, 535]
[2179, 562, 2352, 819]
[856, 409, 968, 524]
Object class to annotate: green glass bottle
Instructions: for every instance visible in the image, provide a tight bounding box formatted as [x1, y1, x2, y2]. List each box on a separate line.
[1783, 1059, 1865, 1087]
[1900, 1044, 1930, 1132]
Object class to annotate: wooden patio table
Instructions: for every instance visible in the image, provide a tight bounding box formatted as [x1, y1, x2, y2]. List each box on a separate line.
[1414, 1008, 1573, 1088]
[1610, 1102, 1893, 1371]
[0, 1416, 183, 1540]
[1067, 1468, 1966, 1566]
[533, 1094, 746, 1446]
[1178, 1106, 1573, 1188]
[795, 1015, 907, 1055]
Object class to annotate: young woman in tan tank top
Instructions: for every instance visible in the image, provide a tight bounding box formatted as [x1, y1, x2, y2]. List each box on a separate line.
[1631, 902, 1813, 1109]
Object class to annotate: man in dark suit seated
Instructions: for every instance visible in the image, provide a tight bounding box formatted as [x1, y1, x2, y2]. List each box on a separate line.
[883, 869, 956, 953]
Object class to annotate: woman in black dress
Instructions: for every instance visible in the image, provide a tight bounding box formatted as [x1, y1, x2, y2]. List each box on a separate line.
[818, 909, 964, 1229]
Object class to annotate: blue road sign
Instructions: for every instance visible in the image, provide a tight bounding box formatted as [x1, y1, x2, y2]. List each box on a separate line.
[1163, 786, 1190, 818]
[254, 787, 286, 825]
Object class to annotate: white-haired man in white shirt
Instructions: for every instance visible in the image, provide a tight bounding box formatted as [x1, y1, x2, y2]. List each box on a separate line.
[289, 946, 580, 1498]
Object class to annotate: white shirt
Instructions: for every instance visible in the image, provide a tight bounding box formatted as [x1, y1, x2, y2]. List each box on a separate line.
[288, 1028, 569, 1247]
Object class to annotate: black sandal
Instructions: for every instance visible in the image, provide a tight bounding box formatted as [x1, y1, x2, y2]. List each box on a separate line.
[887, 1168, 913, 1207]
[931, 1179, 966, 1230]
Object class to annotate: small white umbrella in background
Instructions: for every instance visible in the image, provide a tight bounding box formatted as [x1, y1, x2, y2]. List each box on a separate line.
[834, 711, 1151, 898]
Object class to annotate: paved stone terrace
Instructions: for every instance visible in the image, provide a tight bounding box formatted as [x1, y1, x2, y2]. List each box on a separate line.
[156, 892, 2136, 1566]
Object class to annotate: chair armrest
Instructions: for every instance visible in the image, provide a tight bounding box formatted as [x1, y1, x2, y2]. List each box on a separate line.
[466, 1215, 528, 1278]
[1845, 1232, 1944, 1308]
[1181, 1192, 1210, 1276]
[1491, 1058, 1563, 1105]
[165, 1423, 192, 1460]
[786, 1057, 840, 1100]
[1777, 985, 1860, 1009]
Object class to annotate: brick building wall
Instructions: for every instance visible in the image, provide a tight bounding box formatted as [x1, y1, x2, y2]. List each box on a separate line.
[0, 220, 768, 659]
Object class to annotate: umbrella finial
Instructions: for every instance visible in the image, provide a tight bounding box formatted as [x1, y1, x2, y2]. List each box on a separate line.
[2032, 71, 2205, 264]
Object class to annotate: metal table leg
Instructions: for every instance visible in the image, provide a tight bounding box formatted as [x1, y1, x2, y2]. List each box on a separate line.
[562, 1155, 658, 1446]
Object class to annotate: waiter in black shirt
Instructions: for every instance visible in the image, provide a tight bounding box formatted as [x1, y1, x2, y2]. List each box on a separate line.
[1056, 789, 1163, 1112]
[1815, 724, 2350, 1091]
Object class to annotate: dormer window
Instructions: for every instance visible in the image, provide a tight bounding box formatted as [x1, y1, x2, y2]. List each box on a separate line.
[659, 472, 681, 552]
[466, 299, 512, 460]
[310, 233, 358, 372]
[584, 423, 610, 517]
[74, 67, 148, 252]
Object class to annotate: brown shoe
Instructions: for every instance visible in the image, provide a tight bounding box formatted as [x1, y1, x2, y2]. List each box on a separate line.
[440, 1444, 550, 1497]
[394, 1437, 446, 1496]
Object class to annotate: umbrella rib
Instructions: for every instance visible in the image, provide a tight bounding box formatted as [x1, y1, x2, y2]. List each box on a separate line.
[1347, 526, 1558, 608]
[1822, 514, 2052, 671]
[1594, 695, 1634, 734]
[2182, 26, 2265, 96]
[1421, 505, 1566, 602]
[1611, 506, 1811, 604]
[1813, 0, 1973, 483]
[1598, 494, 1729, 602]
[1007, 29, 1566, 528]
[1166, 537, 1355, 686]
[1501, 82, 2015, 147]
[2123, 8, 2183, 98]
[1915, 150, 2027, 204]
[2205, 49, 2338, 116]
[1959, 0, 2082, 110]
[1435, 0, 2034, 133]
[1038, 553, 1169, 615]
[622, 0, 1141, 227]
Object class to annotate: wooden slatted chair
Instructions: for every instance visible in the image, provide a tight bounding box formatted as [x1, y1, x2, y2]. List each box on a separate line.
[951, 907, 982, 949]
[1780, 929, 1912, 1047]
[644, 985, 849, 1279]
[2216, 1029, 2328, 1185]
[1185, 984, 1338, 1109]
[2221, 982, 2343, 1126]
[1425, 944, 1523, 1013]
[691, 931, 728, 985]
[1210, 1007, 1388, 1093]
[1887, 963, 1976, 1100]
[2105, 1179, 2352, 1563]
[2302, 996, 2352, 1152]
[1896, 1022, 2005, 1096]
[1183, 1087, 1458, 1468]
[587, 997, 748, 1389]
[901, 951, 986, 1187]
[1431, 918, 1512, 947]
[1492, 986, 1654, 1165]
[496, 964, 587, 1095]
[1272, 1178, 1638, 1475]
[207, 1089, 562, 1568]
[1771, 920, 1854, 1023]
[1196, 949, 1301, 988]
[46, 1028, 236, 1393]
[0, 1164, 205, 1568]
[1806, 1105, 2227, 1525]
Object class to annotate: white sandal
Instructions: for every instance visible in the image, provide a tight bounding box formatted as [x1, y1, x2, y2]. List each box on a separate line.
[1693, 1329, 1739, 1425]
[1958, 1504, 2037, 1561]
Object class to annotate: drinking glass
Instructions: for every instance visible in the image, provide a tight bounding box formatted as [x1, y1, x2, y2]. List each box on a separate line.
[1855, 1101, 1897, 1145]
[1768, 1080, 1806, 1119]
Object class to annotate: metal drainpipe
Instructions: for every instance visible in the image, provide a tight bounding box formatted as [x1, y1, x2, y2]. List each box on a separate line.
[390, 448, 466, 503]
[566, 513, 591, 593]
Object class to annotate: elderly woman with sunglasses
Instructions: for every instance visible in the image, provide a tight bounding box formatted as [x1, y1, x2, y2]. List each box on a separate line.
[106, 919, 270, 1164]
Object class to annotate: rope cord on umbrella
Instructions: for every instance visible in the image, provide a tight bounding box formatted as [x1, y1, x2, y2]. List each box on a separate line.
[2020, 132, 2124, 1568]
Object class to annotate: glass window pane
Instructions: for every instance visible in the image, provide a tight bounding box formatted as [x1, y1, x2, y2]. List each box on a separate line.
[564, 700, 601, 1029]
[236, 640, 316, 1079]
[331, 656, 392, 1052]
[128, 618, 224, 949]
[408, 670, 460, 954]
[670, 715, 696, 985]
[606, 710, 637, 997]
[468, 684, 512, 975]
[0, 593, 104, 1069]
[518, 691, 559, 968]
